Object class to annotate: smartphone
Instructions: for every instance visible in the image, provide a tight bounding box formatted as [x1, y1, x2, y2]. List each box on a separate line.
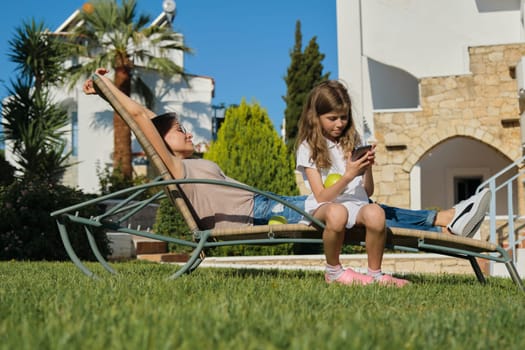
[351, 145, 372, 161]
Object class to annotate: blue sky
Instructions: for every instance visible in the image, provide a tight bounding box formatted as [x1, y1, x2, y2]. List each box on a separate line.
[1, 0, 338, 130]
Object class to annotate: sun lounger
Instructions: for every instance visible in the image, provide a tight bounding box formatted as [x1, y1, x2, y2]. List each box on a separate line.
[51, 74, 524, 293]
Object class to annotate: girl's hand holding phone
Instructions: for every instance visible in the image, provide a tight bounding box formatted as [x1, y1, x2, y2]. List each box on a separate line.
[347, 144, 375, 176]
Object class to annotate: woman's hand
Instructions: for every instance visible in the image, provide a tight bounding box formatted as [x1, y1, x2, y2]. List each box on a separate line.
[82, 68, 109, 95]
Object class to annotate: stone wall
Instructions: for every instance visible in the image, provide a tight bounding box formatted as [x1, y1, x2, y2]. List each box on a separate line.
[372, 43, 525, 214]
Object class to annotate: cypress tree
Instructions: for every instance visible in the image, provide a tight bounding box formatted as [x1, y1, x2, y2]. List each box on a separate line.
[283, 21, 304, 152]
[283, 20, 330, 152]
[302, 36, 330, 96]
[205, 100, 298, 196]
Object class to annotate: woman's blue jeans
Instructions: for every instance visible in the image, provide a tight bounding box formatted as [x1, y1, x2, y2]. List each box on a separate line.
[380, 204, 440, 232]
[252, 193, 307, 225]
[253, 194, 440, 232]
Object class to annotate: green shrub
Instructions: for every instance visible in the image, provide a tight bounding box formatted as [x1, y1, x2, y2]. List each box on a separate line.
[205, 100, 298, 195]
[97, 164, 143, 196]
[153, 198, 192, 253]
[0, 179, 109, 260]
[0, 156, 15, 187]
[96, 163, 159, 201]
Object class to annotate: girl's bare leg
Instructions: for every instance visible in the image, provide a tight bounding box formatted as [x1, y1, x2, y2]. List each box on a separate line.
[313, 203, 348, 266]
[357, 203, 410, 287]
[356, 203, 386, 270]
[315, 203, 375, 285]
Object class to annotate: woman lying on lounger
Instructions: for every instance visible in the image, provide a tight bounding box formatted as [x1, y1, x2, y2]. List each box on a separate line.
[82, 69, 490, 239]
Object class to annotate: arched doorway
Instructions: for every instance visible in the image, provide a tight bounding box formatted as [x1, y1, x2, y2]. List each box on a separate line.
[412, 136, 517, 214]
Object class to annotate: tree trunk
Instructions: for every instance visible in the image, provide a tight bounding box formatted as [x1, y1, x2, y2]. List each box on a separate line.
[112, 66, 132, 180]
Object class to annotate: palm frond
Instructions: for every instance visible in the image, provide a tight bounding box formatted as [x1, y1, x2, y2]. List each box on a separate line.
[7, 19, 69, 88]
[67, 0, 190, 87]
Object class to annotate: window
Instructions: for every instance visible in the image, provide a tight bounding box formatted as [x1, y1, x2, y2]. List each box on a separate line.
[71, 111, 78, 157]
[454, 176, 482, 203]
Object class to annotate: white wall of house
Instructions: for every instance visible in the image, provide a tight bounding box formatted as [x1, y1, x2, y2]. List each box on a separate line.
[136, 70, 215, 146]
[337, 0, 522, 132]
[75, 85, 114, 193]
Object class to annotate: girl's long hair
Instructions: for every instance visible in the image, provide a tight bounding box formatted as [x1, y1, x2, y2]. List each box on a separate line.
[296, 80, 361, 169]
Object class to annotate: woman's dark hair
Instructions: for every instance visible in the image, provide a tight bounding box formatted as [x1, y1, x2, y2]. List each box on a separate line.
[151, 112, 179, 138]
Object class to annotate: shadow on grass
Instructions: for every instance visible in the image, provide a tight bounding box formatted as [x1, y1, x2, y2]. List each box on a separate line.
[211, 267, 315, 279]
[193, 266, 491, 286]
[66, 260, 519, 293]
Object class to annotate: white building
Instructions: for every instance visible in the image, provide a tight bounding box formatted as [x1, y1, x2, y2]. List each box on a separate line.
[5, 8, 215, 194]
[336, 0, 525, 211]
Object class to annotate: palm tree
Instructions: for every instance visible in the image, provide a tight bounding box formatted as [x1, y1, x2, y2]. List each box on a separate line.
[8, 20, 69, 90]
[67, 0, 191, 180]
[2, 19, 71, 183]
[2, 79, 71, 183]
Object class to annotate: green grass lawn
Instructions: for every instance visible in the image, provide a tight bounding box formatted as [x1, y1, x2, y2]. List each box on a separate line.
[0, 261, 524, 349]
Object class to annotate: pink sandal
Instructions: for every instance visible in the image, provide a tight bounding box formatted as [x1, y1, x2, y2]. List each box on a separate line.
[325, 268, 374, 285]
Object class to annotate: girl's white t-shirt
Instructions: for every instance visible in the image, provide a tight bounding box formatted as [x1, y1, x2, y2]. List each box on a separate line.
[296, 139, 370, 214]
